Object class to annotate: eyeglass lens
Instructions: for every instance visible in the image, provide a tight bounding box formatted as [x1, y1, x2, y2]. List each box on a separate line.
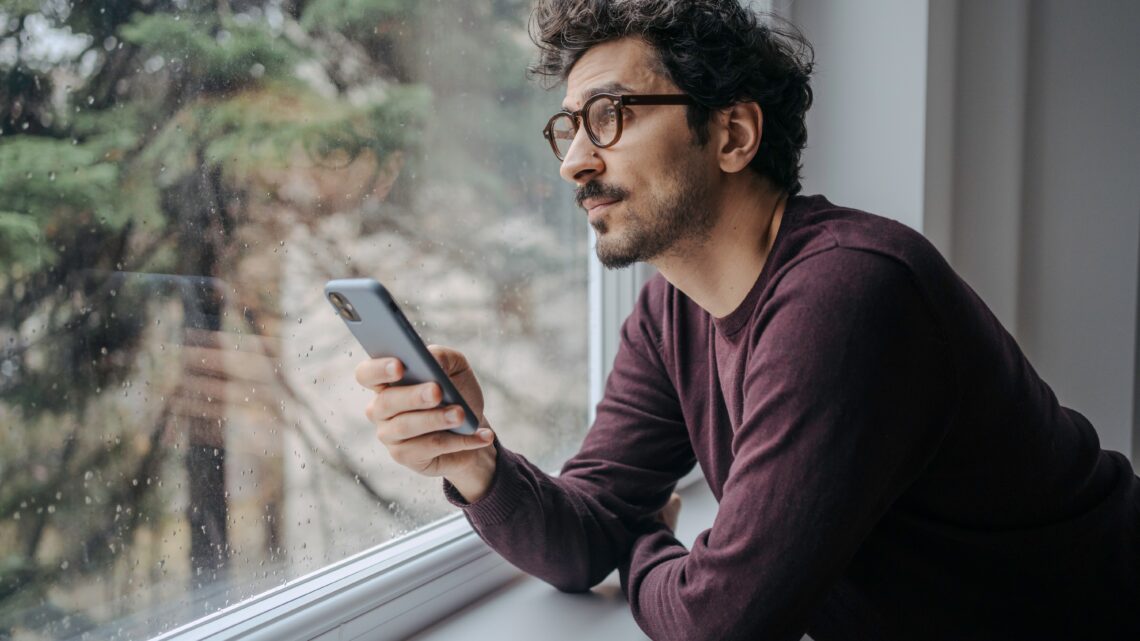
[548, 96, 621, 160]
[549, 114, 576, 160]
[585, 97, 619, 146]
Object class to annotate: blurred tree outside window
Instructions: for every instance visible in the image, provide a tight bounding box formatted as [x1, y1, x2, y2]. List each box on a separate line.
[0, 1, 588, 638]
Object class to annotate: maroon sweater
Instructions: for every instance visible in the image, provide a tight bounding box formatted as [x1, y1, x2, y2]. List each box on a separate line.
[444, 195, 1140, 641]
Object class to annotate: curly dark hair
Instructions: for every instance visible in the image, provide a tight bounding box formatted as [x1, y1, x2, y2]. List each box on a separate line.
[529, 0, 814, 196]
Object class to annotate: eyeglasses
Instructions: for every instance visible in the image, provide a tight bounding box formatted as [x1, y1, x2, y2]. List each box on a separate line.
[542, 92, 697, 161]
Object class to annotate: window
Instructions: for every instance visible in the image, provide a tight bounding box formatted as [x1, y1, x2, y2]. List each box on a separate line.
[0, 1, 588, 638]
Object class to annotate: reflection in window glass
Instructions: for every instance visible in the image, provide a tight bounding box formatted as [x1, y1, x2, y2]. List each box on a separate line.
[0, 1, 587, 638]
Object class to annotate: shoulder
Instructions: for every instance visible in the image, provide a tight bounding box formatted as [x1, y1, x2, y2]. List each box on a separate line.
[741, 246, 951, 404]
[750, 201, 947, 344]
[781, 196, 951, 290]
[769, 246, 923, 325]
[764, 196, 953, 324]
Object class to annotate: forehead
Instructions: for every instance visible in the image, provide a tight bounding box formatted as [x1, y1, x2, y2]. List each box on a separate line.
[562, 37, 674, 109]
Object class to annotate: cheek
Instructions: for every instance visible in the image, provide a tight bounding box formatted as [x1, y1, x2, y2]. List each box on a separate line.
[622, 151, 688, 198]
[609, 147, 659, 184]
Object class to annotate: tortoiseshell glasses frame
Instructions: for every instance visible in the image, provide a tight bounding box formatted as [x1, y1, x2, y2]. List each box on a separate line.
[542, 92, 697, 161]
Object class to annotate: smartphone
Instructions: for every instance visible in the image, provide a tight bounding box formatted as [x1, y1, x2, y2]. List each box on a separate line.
[324, 278, 478, 436]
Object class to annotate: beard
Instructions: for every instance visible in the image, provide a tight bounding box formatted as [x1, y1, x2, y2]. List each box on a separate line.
[578, 158, 716, 270]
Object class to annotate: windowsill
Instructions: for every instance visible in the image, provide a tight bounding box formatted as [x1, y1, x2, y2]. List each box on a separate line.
[405, 476, 719, 641]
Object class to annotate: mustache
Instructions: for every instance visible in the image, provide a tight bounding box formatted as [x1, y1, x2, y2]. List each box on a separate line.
[575, 181, 629, 209]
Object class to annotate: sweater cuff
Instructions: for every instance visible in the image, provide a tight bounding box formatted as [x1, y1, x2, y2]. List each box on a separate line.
[441, 437, 528, 526]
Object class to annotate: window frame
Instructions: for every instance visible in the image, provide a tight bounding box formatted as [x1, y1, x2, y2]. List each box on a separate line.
[152, 513, 517, 641]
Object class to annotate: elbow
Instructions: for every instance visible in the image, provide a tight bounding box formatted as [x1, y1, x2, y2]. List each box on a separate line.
[544, 565, 609, 593]
[540, 555, 616, 594]
[549, 577, 592, 594]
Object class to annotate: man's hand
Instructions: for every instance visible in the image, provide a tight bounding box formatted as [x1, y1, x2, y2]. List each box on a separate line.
[655, 492, 682, 533]
[355, 345, 497, 502]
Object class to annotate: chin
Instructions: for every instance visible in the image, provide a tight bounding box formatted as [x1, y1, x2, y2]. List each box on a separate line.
[596, 253, 638, 270]
[594, 237, 640, 270]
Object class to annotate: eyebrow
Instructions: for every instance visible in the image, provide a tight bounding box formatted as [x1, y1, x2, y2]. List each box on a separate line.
[562, 82, 633, 111]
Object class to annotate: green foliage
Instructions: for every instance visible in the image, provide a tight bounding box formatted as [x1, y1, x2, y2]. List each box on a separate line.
[69, 103, 145, 150]
[301, 0, 420, 37]
[0, 136, 125, 275]
[142, 81, 430, 187]
[0, 137, 120, 219]
[0, 211, 48, 271]
[0, 0, 52, 19]
[120, 12, 301, 92]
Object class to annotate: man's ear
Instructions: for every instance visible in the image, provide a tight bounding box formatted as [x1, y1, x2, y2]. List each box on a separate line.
[716, 102, 763, 174]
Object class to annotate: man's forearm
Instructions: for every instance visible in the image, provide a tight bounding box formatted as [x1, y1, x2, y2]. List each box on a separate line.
[444, 442, 655, 593]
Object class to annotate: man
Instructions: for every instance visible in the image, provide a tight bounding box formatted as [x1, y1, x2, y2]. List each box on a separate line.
[355, 1, 1140, 639]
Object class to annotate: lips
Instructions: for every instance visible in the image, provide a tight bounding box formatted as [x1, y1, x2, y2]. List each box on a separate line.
[575, 181, 628, 221]
[583, 198, 620, 216]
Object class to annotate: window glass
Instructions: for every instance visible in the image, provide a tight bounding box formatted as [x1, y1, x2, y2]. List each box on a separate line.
[0, 1, 587, 638]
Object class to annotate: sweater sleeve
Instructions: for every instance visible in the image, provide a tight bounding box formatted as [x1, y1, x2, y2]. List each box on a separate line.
[444, 279, 698, 592]
[620, 248, 954, 641]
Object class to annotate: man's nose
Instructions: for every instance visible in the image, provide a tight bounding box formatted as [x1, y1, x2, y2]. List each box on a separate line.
[558, 128, 604, 185]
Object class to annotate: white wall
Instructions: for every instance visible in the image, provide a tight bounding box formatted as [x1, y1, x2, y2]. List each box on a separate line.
[790, 0, 933, 238]
[953, 0, 1140, 460]
[950, 0, 1028, 331]
[1012, 0, 1140, 458]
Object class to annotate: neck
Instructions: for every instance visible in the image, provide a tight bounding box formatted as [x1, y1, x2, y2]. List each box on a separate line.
[652, 176, 786, 318]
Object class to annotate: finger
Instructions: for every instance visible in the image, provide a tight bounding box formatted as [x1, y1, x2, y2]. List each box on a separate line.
[370, 381, 444, 421]
[385, 404, 467, 443]
[355, 358, 404, 389]
[390, 426, 496, 464]
[426, 345, 470, 377]
[450, 427, 497, 451]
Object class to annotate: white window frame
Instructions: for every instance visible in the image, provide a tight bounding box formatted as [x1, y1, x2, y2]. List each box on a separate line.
[154, 253, 673, 641]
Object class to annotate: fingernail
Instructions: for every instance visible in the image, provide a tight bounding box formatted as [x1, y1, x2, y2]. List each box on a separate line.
[386, 361, 397, 377]
[445, 409, 461, 424]
[478, 429, 493, 441]
[423, 387, 436, 402]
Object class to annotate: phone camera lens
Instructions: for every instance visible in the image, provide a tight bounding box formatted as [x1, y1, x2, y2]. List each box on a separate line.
[328, 292, 360, 321]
